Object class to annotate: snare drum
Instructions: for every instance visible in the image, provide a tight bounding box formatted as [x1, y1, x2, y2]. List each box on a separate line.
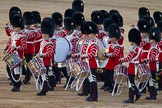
[66, 59, 74, 74]
[114, 65, 127, 82]
[3, 51, 23, 70]
[137, 64, 151, 82]
[28, 57, 46, 77]
[73, 60, 90, 78]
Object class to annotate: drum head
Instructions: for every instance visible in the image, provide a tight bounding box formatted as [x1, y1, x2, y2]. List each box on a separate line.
[114, 65, 127, 82]
[55, 37, 71, 62]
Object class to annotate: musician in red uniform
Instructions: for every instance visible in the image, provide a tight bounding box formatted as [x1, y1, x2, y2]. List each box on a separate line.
[64, 17, 78, 87]
[5, 6, 22, 37]
[74, 21, 91, 96]
[103, 24, 123, 93]
[120, 28, 142, 103]
[100, 18, 114, 90]
[138, 19, 151, 93]
[23, 12, 38, 84]
[51, 12, 67, 84]
[91, 10, 106, 41]
[4, 15, 27, 92]
[72, 21, 99, 101]
[36, 18, 55, 96]
[32, 11, 42, 55]
[157, 21, 162, 90]
[142, 27, 160, 100]
[5, 7, 22, 81]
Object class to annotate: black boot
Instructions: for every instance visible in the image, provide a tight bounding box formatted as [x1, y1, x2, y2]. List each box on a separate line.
[133, 86, 141, 101]
[86, 82, 98, 102]
[123, 88, 134, 103]
[11, 86, 20, 92]
[78, 78, 90, 96]
[37, 81, 47, 96]
[146, 86, 157, 100]
[11, 75, 21, 92]
[48, 76, 54, 91]
[23, 68, 31, 84]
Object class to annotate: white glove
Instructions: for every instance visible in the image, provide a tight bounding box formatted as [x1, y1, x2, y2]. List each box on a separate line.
[40, 53, 44, 58]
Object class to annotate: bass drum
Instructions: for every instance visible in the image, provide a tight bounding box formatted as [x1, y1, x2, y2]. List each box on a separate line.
[55, 37, 71, 64]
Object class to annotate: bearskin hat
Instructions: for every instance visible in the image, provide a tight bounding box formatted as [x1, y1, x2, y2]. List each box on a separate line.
[9, 11, 21, 25]
[157, 20, 162, 32]
[41, 18, 55, 37]
[100, 10, 109, 22]
[9, 6, 22, 16]
[64, 17, 76, 31]
[84, 21, 99, 35]
[12, 15, 24, 29]
[111, 13, 123, 27]
[52, 12, 63, 26]
[91, 10, 104, 25]
[109, 9, 119, 17]
[153, 11, 162, 24]
[142, 16, 155, 27]
[109, 24, 121, 39]
[103, 18, 114, 32]
[32, 11, 41, 24]
[72, 0, 84, 13]
[128, 28, 141, 45]
[72, 12, 85, 26]
[137, 19, 151, 33]
[148, 27, 161, 42]
[64, 8, 75, 18]
[138, 7, 150, 19]
[23, 11, 34, 25]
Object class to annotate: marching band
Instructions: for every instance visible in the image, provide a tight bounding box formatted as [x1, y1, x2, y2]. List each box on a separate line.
[2, 0, 162, 103]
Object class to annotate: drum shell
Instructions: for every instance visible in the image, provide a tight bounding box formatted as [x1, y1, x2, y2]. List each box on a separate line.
[3, 52, 23, 70]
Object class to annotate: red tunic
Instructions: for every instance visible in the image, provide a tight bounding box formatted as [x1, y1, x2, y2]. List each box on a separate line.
[6, 31, 27, 59]
[139, 36, 151, 62]
[24, 29, 38, 55]
[105, 42, 123, 70]
[39, 39, 54, 66]
[34, 26, 42, 53]
[85, 39, 98, 68]
[121, 46, 142, 75]
[49, 37, 56, 61]
[146, 44, 159, 71]
[158, 39, 162, 62]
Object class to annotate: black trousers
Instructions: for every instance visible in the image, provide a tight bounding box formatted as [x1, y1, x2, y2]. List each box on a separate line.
[24, 54, 33, 81]
[104, 69, 114, 89]
[148, 71, 157, 97]
[128, 74, 140, 95]
[89, 68, 98, 100]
